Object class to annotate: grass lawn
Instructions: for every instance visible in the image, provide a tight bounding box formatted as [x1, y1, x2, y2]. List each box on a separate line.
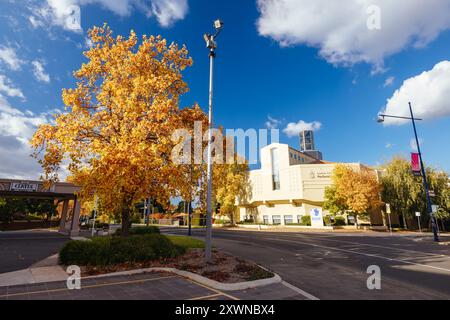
[165, 235, 205, 249]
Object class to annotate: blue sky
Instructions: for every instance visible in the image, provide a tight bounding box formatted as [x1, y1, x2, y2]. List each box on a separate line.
[0, 0, 449, 179]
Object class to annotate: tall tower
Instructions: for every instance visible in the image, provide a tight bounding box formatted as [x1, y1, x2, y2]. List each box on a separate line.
[299, 130, 323, 160]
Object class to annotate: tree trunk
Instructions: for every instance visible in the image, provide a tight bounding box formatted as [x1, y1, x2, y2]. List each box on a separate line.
[121, 205, 131, 237]
[402, 214, 408, 230]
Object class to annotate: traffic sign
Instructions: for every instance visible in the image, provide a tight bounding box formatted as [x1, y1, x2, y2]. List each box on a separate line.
[415, 212, 421, 217]
[386, 203, 391, 214]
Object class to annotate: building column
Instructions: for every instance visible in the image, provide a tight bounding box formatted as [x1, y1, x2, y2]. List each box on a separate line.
[70, 197, 81, 237]
[59, 199, 69, 233]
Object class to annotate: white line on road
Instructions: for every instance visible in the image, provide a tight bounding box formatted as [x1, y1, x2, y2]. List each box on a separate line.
[281, 281, 320, 300]
[291, 235, 450, 259]
[264, 237, 450, 274]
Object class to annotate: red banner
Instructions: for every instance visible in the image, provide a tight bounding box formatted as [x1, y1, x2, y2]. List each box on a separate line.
[411, 153, 421, 175]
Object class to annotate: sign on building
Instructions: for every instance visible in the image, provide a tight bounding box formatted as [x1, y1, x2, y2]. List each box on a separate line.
[310, 208, 324, 227]
[10, 182, 39, 192]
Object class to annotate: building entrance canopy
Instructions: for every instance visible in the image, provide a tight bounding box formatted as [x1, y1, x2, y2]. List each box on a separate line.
[0, 179, 82, 236]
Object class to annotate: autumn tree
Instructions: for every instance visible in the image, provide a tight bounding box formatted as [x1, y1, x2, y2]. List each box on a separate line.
[381, 157, 425, 228]
[214, 155, 250, 224]
[31, 25, 206, 236]
[382, 157, 450, 230]
[324, 164, 381, 226]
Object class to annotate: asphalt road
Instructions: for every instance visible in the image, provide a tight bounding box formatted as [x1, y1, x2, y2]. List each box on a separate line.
[0, 230, 69, 273]
[161, 227, 450, 300]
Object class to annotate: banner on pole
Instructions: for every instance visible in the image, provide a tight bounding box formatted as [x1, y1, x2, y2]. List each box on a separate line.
[411, 153, 421, 176]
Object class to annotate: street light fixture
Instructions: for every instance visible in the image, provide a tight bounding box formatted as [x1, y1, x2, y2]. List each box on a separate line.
[377, 102, 439, 242]
[204, 19, 224, 262]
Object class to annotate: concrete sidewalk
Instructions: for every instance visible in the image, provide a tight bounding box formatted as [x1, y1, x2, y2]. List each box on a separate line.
[0, 254, 68, 287]
[0, 265, 68, 287]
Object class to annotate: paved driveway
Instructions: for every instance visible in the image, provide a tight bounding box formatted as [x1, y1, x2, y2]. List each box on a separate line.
[0, 230, 69, 273]
[0, 272, 306, 300]
[161, 227, 450, 300]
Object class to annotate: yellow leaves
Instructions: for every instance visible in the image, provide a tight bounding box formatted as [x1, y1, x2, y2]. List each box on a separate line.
[31, 23, 206, 218]
[331, 165, 381, 215]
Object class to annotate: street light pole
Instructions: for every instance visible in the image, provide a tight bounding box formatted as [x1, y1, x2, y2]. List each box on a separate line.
[408, 102, 439, 242]
[204, 20, 224, 262]
[377, 103, 439, 242]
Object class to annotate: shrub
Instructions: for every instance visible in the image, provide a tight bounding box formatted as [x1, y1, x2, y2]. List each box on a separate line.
[301, 215, 311, 226]
[323, 215, 332, 226]
[333, 216, 346, 226]
[114, 226, 160, 236]
[59, 234, 180, 266]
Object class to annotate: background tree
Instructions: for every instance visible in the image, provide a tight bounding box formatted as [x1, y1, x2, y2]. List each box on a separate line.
[214, 155, 250, 224]
[323, 185, 348, 215]
[380, 156, 450, 230]
[31, 25, 205, 236]
[325, 164, 381, 226]
[0, 198, 26, 223]
[428, 170, 450, 230]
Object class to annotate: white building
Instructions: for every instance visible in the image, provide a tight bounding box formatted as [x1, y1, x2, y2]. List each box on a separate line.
[236, 143, 383, 226]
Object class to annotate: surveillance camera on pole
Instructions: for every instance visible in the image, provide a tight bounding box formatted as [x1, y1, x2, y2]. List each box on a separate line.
[203, 19, 224, 262]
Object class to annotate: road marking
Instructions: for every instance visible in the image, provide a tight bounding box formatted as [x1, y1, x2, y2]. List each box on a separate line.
[290, 235, 450, 259]
[189, 293, 223, 300]
[281, 281, 319, 300]
[205, 232, 450, 274]
[264, 237, 450, 274]
[2, 275, 178, 298]
[185, 279, 240, 301]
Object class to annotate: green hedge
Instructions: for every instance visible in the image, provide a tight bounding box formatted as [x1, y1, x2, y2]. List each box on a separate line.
[333, 216, 346, 226]
[59, 234, 181, 266]
[301, 215, 311, 226]
[114, 226, 160, 236]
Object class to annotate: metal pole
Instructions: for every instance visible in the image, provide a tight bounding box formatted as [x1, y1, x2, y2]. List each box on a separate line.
[417, 216, 422, 233]
[91, 194, 98, 237]
[409, 102, 439, 242]
[205, 49, 215, 262]
[188, 164, 193, 236]
[388, 212, 392, 236]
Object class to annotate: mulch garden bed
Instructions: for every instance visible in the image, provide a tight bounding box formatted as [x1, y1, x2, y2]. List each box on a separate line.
[80, 249, 274, 283]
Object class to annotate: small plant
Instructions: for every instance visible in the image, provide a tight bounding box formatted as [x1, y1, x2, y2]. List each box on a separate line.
[301, 215, 311, 226]
[333, 216, 346, 226]
[114, 226, 160, 236]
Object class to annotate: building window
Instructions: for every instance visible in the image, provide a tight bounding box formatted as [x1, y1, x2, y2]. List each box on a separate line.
[284, 215, 293, 225]
[272, 215, 281, 225]
[290, 152, 293, 158]
[297, 215, 303, 224]
[271, 148, 280, 190]
[263, 215, 269, 225]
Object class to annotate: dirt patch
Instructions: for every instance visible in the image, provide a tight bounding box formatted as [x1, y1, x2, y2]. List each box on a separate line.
[80, 249, 274, 283]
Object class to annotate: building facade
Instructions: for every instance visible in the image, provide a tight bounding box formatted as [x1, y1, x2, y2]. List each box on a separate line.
[236, 143, 384, 226]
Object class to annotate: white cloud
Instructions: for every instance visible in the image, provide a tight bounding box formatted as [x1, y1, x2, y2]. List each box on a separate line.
[265, 115, 281, 129]
[32, 60, 51, 83]
[0, 46, 23, 70]
[381, 60, 450, 125]
[383, 76, 395, 87]
[385, 142, 394, 149]
[151, 0, 188, 27]
[0, 94, 51, 179]
[29, 0, 188, 32]
[283, 120, 322, 137]
[256, 0, 450, 70]
[0, 75, 25, 100]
